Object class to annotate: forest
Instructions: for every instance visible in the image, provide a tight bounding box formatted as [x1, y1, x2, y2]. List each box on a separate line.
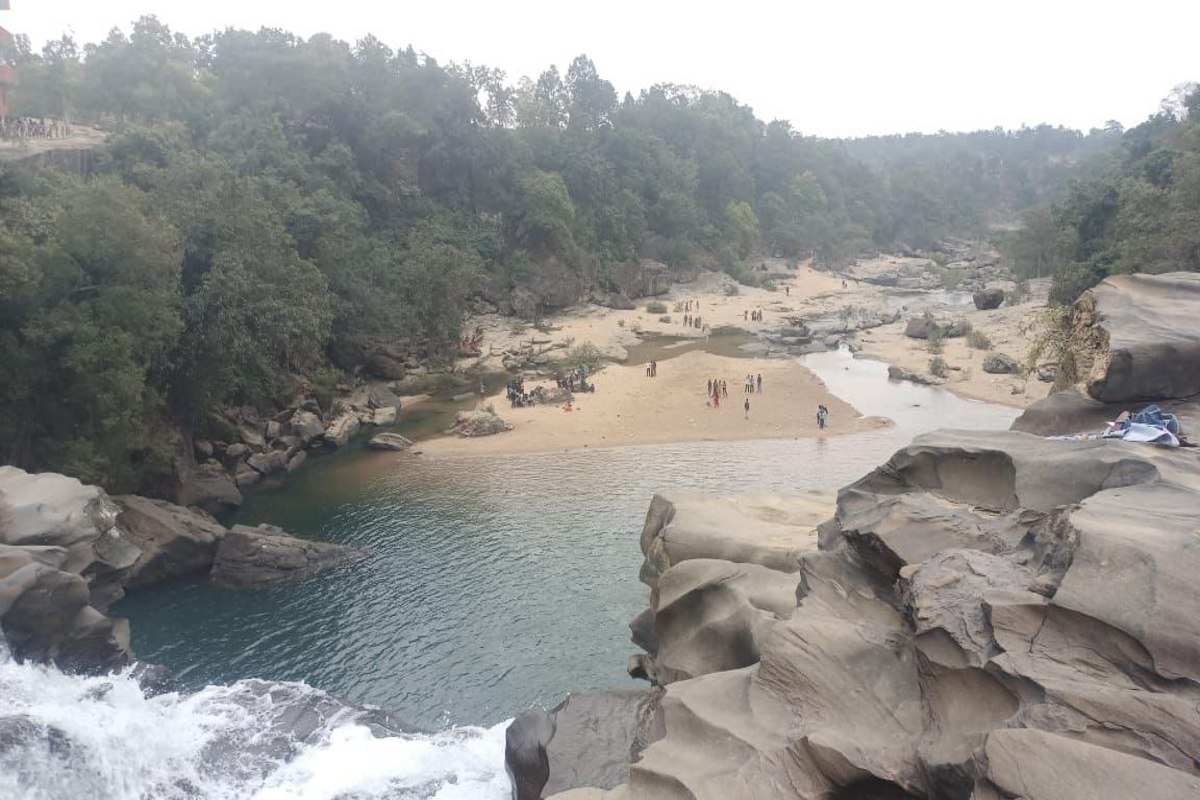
[0, 16, 1182, 491]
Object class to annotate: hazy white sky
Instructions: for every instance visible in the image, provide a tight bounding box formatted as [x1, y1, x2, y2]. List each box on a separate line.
[4, 0, 1196, 137]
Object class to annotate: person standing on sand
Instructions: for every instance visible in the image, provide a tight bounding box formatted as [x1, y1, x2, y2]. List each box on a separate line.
[744, 397, 750, 418]
[721, 379, 728, 398]
[707, 379, 713, 396]
[786, 285, 790, 296]
[713, 384, 721, 409]
[757, 374, 762, 393]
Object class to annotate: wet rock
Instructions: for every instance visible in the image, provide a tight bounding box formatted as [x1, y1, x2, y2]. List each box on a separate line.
[210, 525, 357, 589]
[982, 353, 1019, 374]
[0, 545, 132, 673]
[367, 433, 413, 451]
[506, 690, 663, 800]
[972, 287, 1004, 310]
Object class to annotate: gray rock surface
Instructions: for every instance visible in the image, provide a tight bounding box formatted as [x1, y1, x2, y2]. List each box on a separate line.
[0, 544, 131, 672]
[1076, 272, 1200, 402]
[507, 690, 663, 800]
[210, 525, 356, 588]
[112, 495, 226, 587]
[549, 428, 1200, 799]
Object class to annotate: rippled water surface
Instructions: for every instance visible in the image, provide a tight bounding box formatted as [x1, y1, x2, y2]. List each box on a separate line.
[115, 350, 1018, 729]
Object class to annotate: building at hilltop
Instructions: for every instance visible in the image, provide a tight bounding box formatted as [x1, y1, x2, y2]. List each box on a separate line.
[0, 1, 14, 120]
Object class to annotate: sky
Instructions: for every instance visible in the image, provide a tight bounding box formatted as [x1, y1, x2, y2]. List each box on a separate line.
[3, 0, 1196, 138]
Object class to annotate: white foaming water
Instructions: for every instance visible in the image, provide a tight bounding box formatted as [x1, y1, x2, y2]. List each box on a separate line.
[0, 647, 510, 800]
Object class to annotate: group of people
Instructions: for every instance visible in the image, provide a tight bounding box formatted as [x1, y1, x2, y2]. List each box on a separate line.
[0, 117, 70, 142]
[459, 325, 484, 353]
[682, 313, 705, 330]
[744, 373, 763, 393]
[645, 360, 658, 377]
[817, 404, 830, 429]
[744, 308, 765, 322]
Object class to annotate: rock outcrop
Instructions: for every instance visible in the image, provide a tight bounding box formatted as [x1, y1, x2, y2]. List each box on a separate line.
[507, 690, 664, 800]
[112, 495, 226, 588]
[210, 525, 356, 589]
[527, 430, 1200, 798]
[0, 467, 348, 673]
[1073, 272, 1200, 403]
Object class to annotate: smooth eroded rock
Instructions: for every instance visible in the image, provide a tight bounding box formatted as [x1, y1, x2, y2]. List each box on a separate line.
[210, 525, 356, 589]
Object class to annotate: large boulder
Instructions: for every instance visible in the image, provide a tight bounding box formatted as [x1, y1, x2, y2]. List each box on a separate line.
[449, 409, 512, 437]
[0, 467, 118, 550]
[174, 462, 243, 517]
[287, 410, 326, 445]
[367, 433, 413, 451]
[112, 495, 226, 587]
[210, 525, 357, 589]
[322, 413, 361, 449]
[972, 287, 1005, 310]
[982, 352, 1019, 374]
[1075, 272, 1200, 402]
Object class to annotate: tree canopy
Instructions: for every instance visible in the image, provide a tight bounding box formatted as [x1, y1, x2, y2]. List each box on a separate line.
[0, 17, 1134, 490]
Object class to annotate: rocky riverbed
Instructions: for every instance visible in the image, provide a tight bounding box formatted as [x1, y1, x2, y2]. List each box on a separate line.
[505, 272, 1200, 799]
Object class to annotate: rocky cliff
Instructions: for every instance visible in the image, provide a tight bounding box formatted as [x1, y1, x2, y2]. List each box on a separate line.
[511, 271, 1200, 800]
[0, 467, 354, 674]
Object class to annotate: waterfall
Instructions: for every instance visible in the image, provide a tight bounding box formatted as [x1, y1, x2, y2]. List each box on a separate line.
[0, 646, 510, 800]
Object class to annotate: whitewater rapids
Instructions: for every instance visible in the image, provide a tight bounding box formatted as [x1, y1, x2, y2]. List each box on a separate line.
[0, 647, 510, 800]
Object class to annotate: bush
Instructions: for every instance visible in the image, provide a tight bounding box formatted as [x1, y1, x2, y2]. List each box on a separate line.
[927, 329, 945, 354]
[646, 300, 668, 314]
[929, 356, 949, 378]
[658, 315, 672, 323]
[966, 329, 992, 350]
[562, 341, 604, 371]
[1009, 278, 1032, 305]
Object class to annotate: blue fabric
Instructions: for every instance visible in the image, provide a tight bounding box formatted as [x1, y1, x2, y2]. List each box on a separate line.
[1128, 405, 1181, 435]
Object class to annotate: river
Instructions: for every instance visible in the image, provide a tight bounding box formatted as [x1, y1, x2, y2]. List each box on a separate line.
[4, 348, 1020, 800]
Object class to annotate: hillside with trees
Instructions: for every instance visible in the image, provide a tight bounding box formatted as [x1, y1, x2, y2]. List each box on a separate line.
[1001, 86, 1200, 304]
[0, 17, 1129, 490]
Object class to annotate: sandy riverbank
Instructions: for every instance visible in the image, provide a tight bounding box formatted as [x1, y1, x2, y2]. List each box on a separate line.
[417, 348, 886, 456]
[417, 255, 1049, 456]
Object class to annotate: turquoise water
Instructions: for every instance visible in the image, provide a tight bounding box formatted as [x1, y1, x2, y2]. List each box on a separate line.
[113, 350, 1019, 729]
